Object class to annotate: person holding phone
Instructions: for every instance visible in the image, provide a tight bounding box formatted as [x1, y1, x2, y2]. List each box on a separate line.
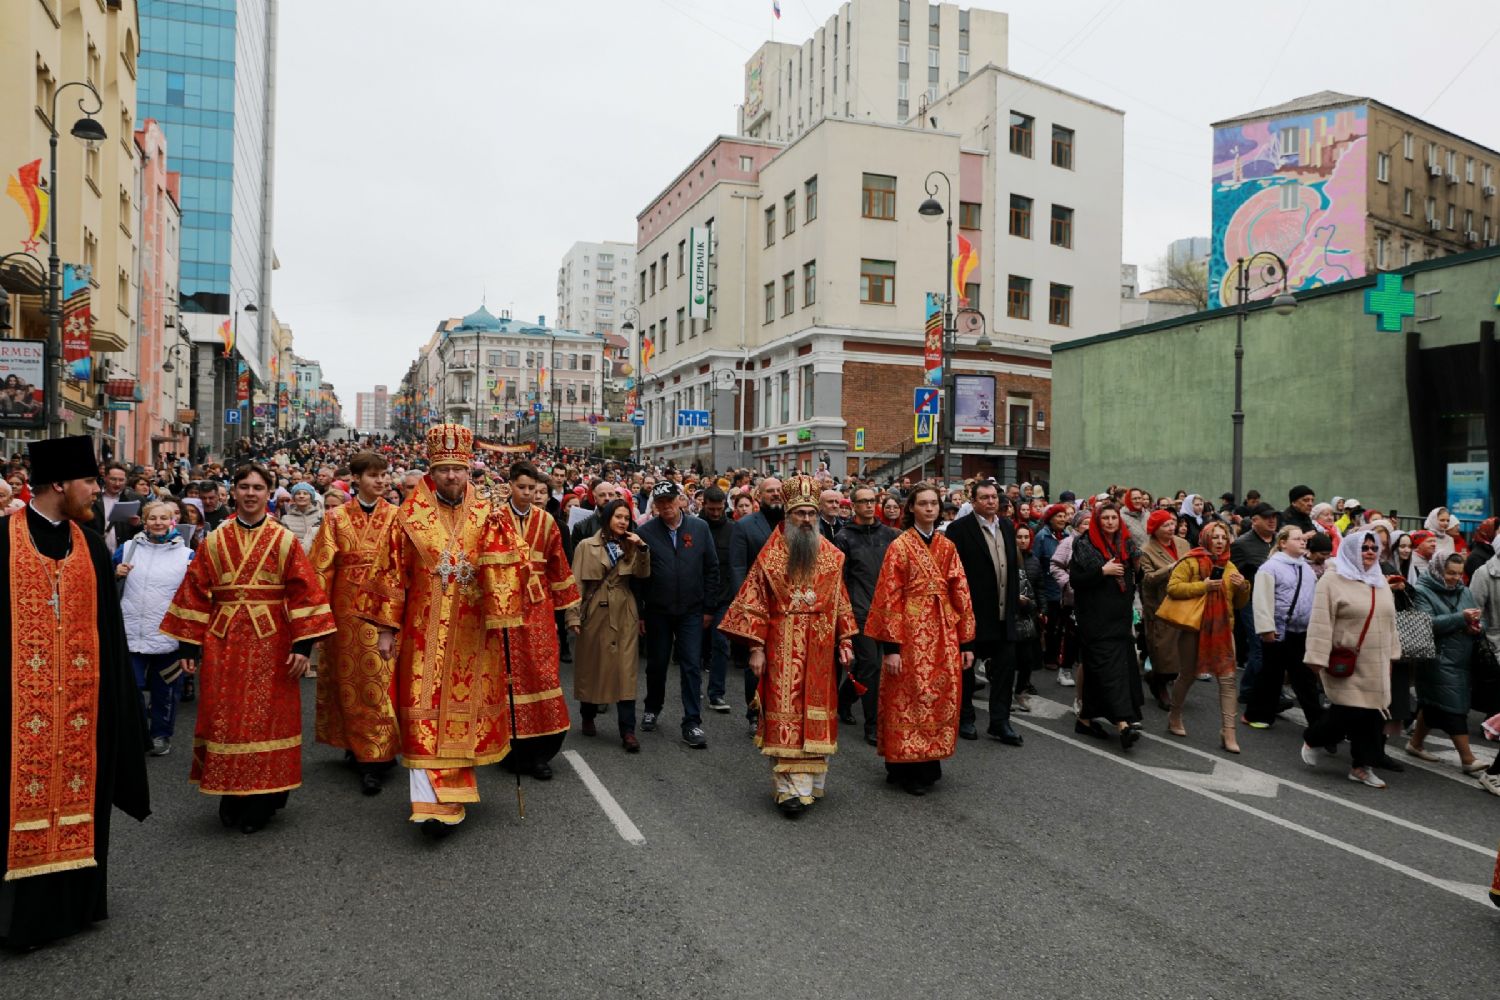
[1164, 520, 1251, 751]
[571, 500, 651, 752]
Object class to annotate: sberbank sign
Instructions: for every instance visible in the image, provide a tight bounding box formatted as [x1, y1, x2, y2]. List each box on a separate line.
[688, 227, 710, 320]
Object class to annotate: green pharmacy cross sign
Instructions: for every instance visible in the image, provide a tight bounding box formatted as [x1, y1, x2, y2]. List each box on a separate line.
[1363, 273, 1415, 333]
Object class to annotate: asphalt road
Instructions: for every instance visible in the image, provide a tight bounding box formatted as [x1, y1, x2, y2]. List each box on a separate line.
[5, 662, 1499, 999]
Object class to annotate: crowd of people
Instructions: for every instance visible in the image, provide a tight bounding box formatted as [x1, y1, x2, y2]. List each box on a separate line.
[4, 427, 1500, 951]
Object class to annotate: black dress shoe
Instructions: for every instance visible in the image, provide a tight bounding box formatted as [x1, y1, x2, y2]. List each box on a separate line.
[777, 798, 806, 819]
[1372, 754, 1406, 772]
[1120, 727, 1140, 752]
[838, 708, 856, 725]
[419, 819, 452, 840]
[901, 781, 927, 797]
[865, 730, 878, 747]
[360, 772, 383, 796]
[1074, 718, 1108, 739]
[989, 723, 1024, 747]
[958, 721, 978, 740]
[530, 761, 554, 781]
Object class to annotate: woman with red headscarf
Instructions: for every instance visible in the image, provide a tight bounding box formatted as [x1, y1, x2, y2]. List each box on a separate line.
[1163, 520, 1251, 751]
[1137, 508, 1186, 711]
[1068, 502, 1144, 750]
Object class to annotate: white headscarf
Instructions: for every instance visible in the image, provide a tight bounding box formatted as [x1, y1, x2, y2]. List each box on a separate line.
[1331, 528, 1389, 588]
[1178, 493, 1202, 525]
[1423, 506, 1457, 558]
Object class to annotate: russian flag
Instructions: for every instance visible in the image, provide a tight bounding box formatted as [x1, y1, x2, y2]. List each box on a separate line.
[773, 0, 781, 18]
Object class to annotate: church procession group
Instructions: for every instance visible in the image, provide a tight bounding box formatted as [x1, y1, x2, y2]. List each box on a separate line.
[0, 423, 981, 952]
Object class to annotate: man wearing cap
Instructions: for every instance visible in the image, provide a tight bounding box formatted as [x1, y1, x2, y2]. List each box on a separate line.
[721, 476, 857, 817]
[1283, 485, 1316, 534]
[637, 480, 720, 748]
[356, 424, 527, 836]
[1, 437, 150, 951]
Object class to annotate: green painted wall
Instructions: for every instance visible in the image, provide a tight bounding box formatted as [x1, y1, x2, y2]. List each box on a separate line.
[1052, 249, 1500, 516]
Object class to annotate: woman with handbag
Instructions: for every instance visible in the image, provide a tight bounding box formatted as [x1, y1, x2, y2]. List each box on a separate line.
[1244, 526, 1320, 730]
[1383, 530, 1426, 737]
[571, 500, 651, 753]
[1404, 552, 1487, 773]
[1301, 529, 1401, 789]
[1162, 520, 1251, 750]
[1138, 508, 1187, 712]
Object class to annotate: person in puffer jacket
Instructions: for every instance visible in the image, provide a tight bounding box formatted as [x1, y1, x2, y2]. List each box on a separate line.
[114, 499, 194, 756]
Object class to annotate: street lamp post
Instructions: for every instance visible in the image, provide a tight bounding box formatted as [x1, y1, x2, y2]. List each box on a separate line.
[919, 171, 956, 485]
[45, 81, 108, 438]
[621, 307, 641, 467]
[1230, 252, 1299, 502]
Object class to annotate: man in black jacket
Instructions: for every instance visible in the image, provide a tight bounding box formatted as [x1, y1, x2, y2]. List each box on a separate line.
[699, 487, 736, 713]
[1282, 485, 1316, 534]
[833, 484, 899, 745]
[88, 462, 142, 552]
[727, 477, 783, 721]
[945, 481, 1025, 746]
[637, 482, 720, 749]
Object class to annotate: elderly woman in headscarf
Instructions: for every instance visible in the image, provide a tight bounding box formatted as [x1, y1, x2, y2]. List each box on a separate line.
[1463, 516, 1497, 582]
[1162, 520, 1251, 751]
[1404, 551, 1487, 774]
[1177, 493, 1205, 547]
[1137, 508, 1186, 711]
[1069, 502, 1144, 750]
[1300, 529, 1402, 789]
[1311, 502, 1343, 555]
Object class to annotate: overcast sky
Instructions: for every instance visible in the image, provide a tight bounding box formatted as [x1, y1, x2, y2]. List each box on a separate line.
[272, 0, 1500, 415]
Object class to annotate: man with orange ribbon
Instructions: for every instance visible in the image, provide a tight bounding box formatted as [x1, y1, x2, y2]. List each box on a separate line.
[162, 463, 335, 835]
[357, 424, 526, 837]
[1, 436, 149, 952]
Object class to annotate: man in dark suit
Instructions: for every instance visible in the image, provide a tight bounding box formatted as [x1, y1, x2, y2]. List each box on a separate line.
[89, 461, 143, 552]
[946, 481, 1024, 746]
[727, 477, 783, 722]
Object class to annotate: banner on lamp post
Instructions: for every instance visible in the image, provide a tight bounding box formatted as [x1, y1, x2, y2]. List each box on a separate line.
[923, 292, 943, 387]
[688, 227, 710, 320]
[61, 264, 93, 381]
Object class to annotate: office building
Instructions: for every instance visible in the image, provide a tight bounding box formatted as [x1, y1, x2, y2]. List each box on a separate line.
[556, 240, 635, 338]
[355, 385, 391, 435]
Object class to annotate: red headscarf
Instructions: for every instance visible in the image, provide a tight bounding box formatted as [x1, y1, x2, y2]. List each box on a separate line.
[1088, 503, 1132, 588]
[1121, 487, 1145, 513]
[1189, 521, 1233, 573]
[1476, 517, 1498, 548]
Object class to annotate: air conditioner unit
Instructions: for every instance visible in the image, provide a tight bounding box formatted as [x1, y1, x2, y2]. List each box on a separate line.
[1428, 218, 1443, 232]
[1446, 172, 1461, 184]
[1484, 184, 1496, 198]
[1466, 230, 1480, 244]
[1427, 163, 1443, 177]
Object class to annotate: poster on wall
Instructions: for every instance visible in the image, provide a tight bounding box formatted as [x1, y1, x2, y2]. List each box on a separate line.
[923, 292, 943, 386]
[953, 374, 995, 444]
[0, 338, 46, 429]
[1446, 462, 1491, 526]
[61, 264, 92, 381]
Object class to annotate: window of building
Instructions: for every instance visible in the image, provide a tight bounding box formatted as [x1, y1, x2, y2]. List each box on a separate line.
[1427, 196, 1438, 221]
[677, 308, 685, 344]
[785, 191, 796, 234]
[1008, 194, 1032, 238]
[958, 201, 982, 230]
[801, 365, 814, 420]
[1006, 275, 1031, 320]
[648, 262, 656, 294]
[861, 173, 897, 219]
[1048, 283, 1072, 326]
[1403, 188, 1412, 216]
[660, 254, 668, 287]
[505, 351, 520, 367]
[1009, 112, 1034, 157]
[639, 270, 647, 301]
[1447, 203, 1456, 229]
[860, 259, 895, 304]
[677, 239, 685, 276]
[739, 155, 754, 172]
[803, 260, 816, 307]
[1427, 143, 1438, 167]
[805, 175, 818, 221]
[1403, 132, 1414, 160]
[1279, 182, 1300, 211]
[1401, 243, 1411, 266]
[765, 205, 776, 246]
[962, 281, 980, 309]
[1051, 125, 1074, 169]
[898, 42, 908, 63]
[897, 99, 909, 119]
[1278, 127, 1300, 156]
[486, 351, 503, 366]
[581, 385, 592, 404]
[1465, 209, 1474, 235]
[1447, 150, 1457, 175]
[780, 371, 791, 424]
[928, 46, 939, 68]
[898, 78, 909, 101]
[764, 281, 775, 323]
[782, 271, 795, 316]
[1375, 234, 1388, 269]
[1485, 164, 1494, 188]
[1467, 157, 1476, 183]
[959, 52, 970, 73]
[1376, 152, 1389, 183]
[1050, 205, 1074, 248]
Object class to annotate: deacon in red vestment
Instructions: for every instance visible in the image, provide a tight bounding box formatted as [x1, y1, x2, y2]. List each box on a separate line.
[864, 483, 976, 796]
[162, 463, 334, 834]
[720, 477, 857, 817]
[497, 461, 581, 781]
[1, 437, 149, 952]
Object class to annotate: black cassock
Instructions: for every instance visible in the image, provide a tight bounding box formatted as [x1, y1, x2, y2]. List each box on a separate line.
[0, 507, 150, 951]
[1069, 533, 1145, 725]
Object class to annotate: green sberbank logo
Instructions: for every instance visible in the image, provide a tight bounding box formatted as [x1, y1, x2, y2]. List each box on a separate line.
[694, 294, 705, 305]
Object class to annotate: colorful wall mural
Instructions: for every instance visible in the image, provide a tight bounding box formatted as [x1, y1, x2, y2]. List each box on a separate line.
[1209, 103, 1368, 307]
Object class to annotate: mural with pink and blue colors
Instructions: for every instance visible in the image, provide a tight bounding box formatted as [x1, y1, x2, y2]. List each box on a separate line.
[1209, 103, 1367, 308]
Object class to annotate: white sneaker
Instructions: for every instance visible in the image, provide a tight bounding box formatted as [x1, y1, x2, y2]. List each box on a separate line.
[1478, 772, 1500, 797]
[1300, 743, 1318, 767]
[1057, 667, 1075, 688]
[1348, 767, 1387, 789]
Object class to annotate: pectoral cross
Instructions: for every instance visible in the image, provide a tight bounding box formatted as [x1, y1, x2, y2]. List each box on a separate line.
[48, 590, 61, 620]
[435, 547, 475, 593]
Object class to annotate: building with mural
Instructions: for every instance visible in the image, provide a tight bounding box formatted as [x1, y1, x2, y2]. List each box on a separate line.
[1051, 245, 1500, 524]
[1210, 91, 1500, 309]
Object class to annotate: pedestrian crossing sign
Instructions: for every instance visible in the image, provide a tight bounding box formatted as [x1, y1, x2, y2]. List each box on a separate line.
[914, 412, 936, 444]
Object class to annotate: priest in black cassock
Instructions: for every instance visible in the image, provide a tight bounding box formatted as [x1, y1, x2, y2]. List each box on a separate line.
[0, 436, 150, 952]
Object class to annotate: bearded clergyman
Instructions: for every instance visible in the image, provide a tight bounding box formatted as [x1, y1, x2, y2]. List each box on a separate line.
[720, 476, 857, 818]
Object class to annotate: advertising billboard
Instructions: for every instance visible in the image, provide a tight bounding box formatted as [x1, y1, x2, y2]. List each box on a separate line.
[0, 338, 46, 429]
[953, 374, 995, 444]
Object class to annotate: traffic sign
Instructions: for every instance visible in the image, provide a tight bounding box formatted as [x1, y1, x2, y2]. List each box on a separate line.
[675, 409, 710, 428]
[587, 413, 599, 425]
[224, 408, 241, 425]
[913, 412, 936, 444]
[854, 427, 865, 451]
[913, 387, 940, 415]
[630, 411, 646, 426]
[532, 402, 543, 414]
[514, 410, 526, 419]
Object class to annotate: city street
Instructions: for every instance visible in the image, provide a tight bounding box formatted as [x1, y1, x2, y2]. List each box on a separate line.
[5, 664, 1499, 999]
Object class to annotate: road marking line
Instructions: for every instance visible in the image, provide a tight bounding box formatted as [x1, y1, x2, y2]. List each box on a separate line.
[1010, 717, 1495, 909]
[1018, 695, 1496, 859]
[562, 749, 646, 845]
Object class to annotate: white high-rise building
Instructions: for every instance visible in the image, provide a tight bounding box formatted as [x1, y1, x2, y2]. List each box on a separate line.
[739, 0, 1008, 143]
[556, 240, 636, 338]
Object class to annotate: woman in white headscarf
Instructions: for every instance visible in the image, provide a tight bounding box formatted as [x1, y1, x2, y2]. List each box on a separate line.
[1177, 494, 1205, 547]
[1423, 507, 1466, 559]
[1299, 529, 1401, 789]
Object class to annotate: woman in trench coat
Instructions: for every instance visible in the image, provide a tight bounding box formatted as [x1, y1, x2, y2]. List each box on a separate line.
[572, 499, 651, 752]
